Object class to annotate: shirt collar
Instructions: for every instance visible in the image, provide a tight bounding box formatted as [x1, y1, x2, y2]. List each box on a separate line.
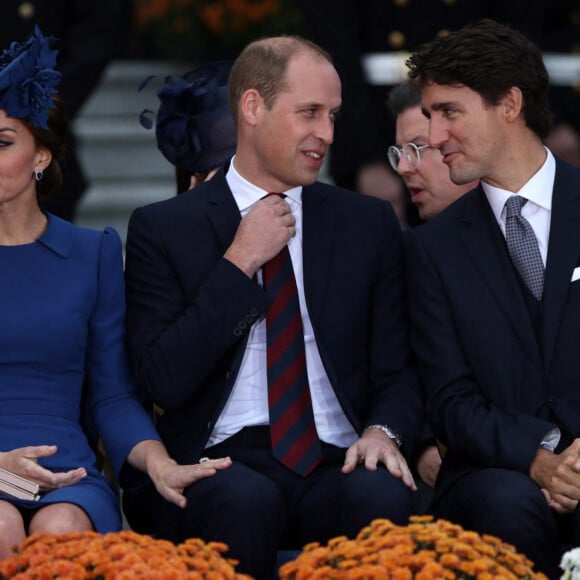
[483, 147, 555, 223]
[226, 155, 303, 211]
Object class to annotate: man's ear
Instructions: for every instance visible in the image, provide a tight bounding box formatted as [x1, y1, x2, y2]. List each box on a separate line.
[502, 86, 524, 124]
[239, 88, 263, 127]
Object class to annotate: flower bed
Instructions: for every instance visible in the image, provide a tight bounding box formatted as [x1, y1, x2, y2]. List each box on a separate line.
[134, 0, 304, 60]
[279, 516, 547, 579]
[0, 530, 251, 579]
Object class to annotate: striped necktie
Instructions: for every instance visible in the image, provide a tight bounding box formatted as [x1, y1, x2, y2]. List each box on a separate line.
[262, 193, 323, 476]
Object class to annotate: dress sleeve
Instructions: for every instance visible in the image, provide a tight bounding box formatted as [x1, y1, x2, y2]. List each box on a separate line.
[85, 227, 160, 478]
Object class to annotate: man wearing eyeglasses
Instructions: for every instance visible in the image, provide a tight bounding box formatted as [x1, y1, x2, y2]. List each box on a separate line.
[387, 82, 478, 222]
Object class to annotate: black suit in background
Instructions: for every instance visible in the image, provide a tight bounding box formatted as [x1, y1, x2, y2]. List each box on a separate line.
[405, 159, 580, 578]
[124, 168, 423, 579]
[0, 0, 131, 221]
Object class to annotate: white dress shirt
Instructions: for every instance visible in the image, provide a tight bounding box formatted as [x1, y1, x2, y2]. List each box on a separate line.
[482, 147, 560, 451]
[207, 158, 358, 448]
[483, 147, 555, 267]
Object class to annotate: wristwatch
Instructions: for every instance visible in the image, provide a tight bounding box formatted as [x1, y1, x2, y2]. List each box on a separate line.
[364, 424, 402, 448]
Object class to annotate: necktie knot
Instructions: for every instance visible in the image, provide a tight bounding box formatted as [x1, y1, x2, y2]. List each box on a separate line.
[505, 195, 526, 219]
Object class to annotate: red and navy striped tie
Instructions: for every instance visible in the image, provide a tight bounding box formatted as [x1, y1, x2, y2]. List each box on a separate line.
[262, 194, 323, 476]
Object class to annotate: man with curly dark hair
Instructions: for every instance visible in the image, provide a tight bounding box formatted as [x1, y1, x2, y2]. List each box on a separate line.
[405, 19, 580, 578]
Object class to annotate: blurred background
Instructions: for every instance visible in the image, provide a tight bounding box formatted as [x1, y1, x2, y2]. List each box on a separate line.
[75, 0, 305, 242]
[3, 1, 577, 241]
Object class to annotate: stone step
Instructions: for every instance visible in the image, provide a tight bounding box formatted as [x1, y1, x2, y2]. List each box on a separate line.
[75, 119, 173, 180]
[77, 60, 190, 118]
[76, 177, 175, 245]
[74, 60, 186, 239]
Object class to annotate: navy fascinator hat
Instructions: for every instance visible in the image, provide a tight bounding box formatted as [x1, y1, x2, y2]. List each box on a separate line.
[0, 26, 61, 129]
[140, 61, 236, 174]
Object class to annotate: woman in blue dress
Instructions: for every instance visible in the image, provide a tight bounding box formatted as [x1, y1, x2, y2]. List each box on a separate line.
[0, 27, 231, 558]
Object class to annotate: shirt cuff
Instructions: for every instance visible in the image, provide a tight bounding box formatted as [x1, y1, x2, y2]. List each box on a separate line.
[539, 427, 561, 452]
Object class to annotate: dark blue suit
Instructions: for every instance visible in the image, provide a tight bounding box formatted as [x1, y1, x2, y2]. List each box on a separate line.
[124, 169, 422, 579]
[405, 160, 580, 578]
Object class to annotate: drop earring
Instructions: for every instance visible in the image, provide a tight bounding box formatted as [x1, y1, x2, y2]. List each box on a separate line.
[35, 170, 43, 182]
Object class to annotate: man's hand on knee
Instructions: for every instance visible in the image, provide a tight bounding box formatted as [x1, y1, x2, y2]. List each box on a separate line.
[342, 431, 417, 491]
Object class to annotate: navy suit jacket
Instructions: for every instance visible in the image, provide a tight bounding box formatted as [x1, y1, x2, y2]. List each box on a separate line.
[405, 159, 580, 500]
[125, 170, 422, 466]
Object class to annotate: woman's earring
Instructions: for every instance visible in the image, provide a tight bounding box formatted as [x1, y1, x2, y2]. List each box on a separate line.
[35, 170, 43, 182]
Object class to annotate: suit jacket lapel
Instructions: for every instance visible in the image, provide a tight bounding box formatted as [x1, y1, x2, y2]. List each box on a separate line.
[206, 171, 242, 251]
[302, 183, 335, 321]
[459, 187, 541, 360]
[543, 162, 580, 372]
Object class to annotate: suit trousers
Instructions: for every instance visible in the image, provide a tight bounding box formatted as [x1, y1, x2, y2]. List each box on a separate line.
[152, 426, 414, 580]
[435, 467, 580, 579]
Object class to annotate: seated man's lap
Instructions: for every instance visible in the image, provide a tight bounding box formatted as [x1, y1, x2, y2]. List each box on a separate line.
[192, 437, 414, 546]
[435, 468, 560, 577]
[293, 462, 414, 546]
[182, 460, 286, 538]
[436, 468, 553, 529]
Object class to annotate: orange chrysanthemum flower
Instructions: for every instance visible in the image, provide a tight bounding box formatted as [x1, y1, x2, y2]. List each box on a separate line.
[279, 516, 549, 580]
[0, 530, 251, 579]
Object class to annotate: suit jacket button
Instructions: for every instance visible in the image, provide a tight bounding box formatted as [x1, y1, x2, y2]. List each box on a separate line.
[250, 308, 259, 317]
[233, 328, 242, 336]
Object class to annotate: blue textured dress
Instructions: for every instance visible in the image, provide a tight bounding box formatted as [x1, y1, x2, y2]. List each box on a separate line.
[0, 214, 159, 532]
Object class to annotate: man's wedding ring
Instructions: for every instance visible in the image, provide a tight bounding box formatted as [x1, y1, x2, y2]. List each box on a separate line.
[198, 457, 210, 464]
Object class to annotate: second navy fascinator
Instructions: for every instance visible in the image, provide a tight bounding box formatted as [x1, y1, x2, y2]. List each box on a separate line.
[0, 26, 61, 129]
[140, 61, 236, 174]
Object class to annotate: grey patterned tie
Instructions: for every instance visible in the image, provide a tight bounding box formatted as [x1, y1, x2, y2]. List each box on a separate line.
[504, 195, 544, 301]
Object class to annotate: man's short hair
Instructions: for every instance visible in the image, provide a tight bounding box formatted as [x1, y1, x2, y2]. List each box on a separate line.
[228, 36, 332, 124]
[406, 18, 552, 138]
[387, 81, 422, 118]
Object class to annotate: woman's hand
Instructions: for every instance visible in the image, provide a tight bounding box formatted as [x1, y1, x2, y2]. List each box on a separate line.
[0, 446, 87, 491]
[148, 456, 232, 508]
[128, 440, 232, 508]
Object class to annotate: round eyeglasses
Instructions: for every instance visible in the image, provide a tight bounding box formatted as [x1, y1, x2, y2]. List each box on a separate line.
[387, 142, 430, 172]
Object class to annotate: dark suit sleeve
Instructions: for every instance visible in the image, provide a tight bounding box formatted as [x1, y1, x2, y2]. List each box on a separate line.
[404, 229, 553, 473]
[124, 205, 270, 411]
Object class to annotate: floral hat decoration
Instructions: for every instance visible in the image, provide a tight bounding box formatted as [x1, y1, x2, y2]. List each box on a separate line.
[0, 26, 61, 129]
[140, 61, 237, 174]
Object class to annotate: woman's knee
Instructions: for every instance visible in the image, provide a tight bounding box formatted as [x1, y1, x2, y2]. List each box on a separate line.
[0, 502, 26, 558]
[29, 503, 93, 535]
